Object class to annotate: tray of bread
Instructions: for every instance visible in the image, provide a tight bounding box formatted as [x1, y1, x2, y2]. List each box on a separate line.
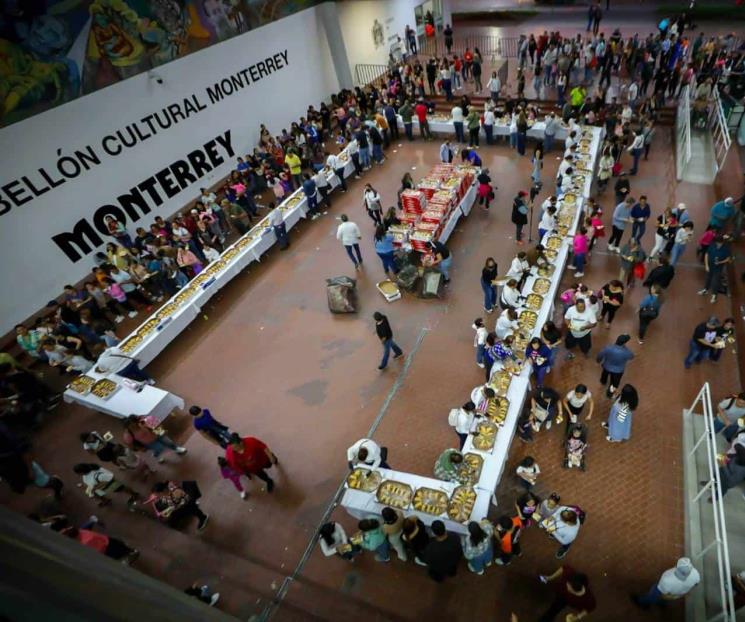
[283, 195, 303, 209]
[174, 290, 194, 306]
[447, 486, 477, 523]
[532, 278, 551, 295]
[487, 396, 509, 425]
[545, 236, 563, 251]
[472, 420, 498, 451]
[572, 173, 587, 185]
[138, 318, 160, 337]
[346, 468, 382, 492]
[519, 309, 538, 331]
[489, 369, 513, 396]
[222, 248, 240, 261]
[525, 293, 544, 311]
[235, 236, 255, 249]
[376, 480, 413, 510]
[562, 193, 577, 206]
[118, 334, 144, 354]
[537, 264, 555, 278]
[511, 330, 530, 359]
[91, 378, 119, 400]
[460, 453, 484, 484]
[68, 374, 96, 395]
[557, 224, 570, 237]
[544, 249, 558, 262]
[156, 302, 181, 320]
[413, 487, 449, 515]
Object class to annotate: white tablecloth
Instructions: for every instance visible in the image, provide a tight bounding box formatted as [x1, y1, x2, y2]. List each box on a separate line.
[63, 368, 184, 422]
[438, 182, 478, 244]
[399, 116, 571, 141]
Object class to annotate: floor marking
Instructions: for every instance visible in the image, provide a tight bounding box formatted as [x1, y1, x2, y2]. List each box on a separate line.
[259, 328, 429, 621]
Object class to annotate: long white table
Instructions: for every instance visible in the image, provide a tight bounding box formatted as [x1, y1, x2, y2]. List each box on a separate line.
[340, 125, 603, 532]
[63, 368, 184, 423]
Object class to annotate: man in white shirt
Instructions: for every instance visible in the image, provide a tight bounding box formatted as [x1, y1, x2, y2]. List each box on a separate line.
[95, 346, 154, 383]
[495, 308, 519, 339]
[506, 253, 529, 281]
[632, 558, 700, 609]
[312, 169, 331, 209]
[325, 152, 347, 192]
[547, 507, 581, 558]
[564, 299, 597, 359]
[451, 105, 464, 143]
[347, 438, 388, 469]
[449, 401, 477, 449]
[336, 214, 362, 269]
[543, 113, 559, 152]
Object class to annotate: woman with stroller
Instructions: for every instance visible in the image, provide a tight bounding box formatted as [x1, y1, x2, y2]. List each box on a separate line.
[562, 384, 595, 424]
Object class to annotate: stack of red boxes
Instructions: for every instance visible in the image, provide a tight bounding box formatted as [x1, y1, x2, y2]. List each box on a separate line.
[394, 165, 477, 251]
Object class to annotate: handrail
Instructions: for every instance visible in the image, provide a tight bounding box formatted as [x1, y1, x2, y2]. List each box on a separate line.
[686, 383, 736, 622]
[676, 84, 692, 180]
[710, 86, 732, 172]
[416, 34, 520, 59]
[354, 64, 389, 87]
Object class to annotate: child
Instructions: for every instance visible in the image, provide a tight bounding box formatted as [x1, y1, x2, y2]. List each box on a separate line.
[516, 456, 540, 489]
[102, 277, 138, 319]
[572, 226, 589, 277]
[472, 318, 488, 368]
[566, 424, 588, 469]
[218, 457, 247, 500]
[494, 514, 523, 565]
[589, 208, 605, 251]
[202, 244, 221, 264]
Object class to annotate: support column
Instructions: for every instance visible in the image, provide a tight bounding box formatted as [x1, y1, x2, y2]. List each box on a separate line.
[318, 2, 354, 89]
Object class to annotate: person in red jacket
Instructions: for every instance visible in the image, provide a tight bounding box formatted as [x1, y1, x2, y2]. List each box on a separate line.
[414, 99, 432, 140]
[225, 434, 279, 493]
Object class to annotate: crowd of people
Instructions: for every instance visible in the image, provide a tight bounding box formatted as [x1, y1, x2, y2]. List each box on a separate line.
[2, 7, 744, 619]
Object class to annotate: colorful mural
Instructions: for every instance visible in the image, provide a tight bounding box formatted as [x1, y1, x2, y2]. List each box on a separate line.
[0, 0, 323, 126]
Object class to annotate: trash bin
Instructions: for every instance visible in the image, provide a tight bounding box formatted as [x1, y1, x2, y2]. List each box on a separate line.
[326, 276, 358, 313]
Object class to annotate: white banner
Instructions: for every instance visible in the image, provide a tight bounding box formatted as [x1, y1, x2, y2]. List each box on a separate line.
[0, 6, 338, 335]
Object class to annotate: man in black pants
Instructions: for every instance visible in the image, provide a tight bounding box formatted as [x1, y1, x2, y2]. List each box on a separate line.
[421, 520, 462, 582]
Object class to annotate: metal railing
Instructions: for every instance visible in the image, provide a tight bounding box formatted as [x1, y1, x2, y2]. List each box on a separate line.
[709, 86, 732, 173]
[676, 84, 692, 181]
[417, 34, 520, 59]
[685, 383, 736, 622]
[354, 64, 389, 87]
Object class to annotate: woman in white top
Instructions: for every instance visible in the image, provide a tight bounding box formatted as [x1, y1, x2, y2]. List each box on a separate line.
[495, 308, 519, 340]
[72, 463, 139, 507]
[319, 522, 359, 560]
[449, 401, 477, 449]
[500, 278, 522, 310]
[509, 112, 518, 149]
[363, 184, 383, 226]
[486, 71, 501, 99]
[597, 148, 614, 191]
[562, 384, 594, 422]
[472, 318, 488, 367]
[483, 105, 496, 145]
[506, 252, 529, 281]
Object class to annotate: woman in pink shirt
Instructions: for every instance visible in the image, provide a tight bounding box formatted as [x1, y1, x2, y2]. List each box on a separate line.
[573, 226, 589, 278]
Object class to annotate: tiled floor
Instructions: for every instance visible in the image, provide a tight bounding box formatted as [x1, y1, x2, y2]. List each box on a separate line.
[3, 53, 742, 622]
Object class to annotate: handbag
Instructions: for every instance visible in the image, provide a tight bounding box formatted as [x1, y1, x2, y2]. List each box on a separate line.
[639, 306, 658, 320]
[632, 262, 646, 279]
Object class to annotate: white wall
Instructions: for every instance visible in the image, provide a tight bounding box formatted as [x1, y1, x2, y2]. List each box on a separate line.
[336, 0, 419, 76]
[0, 5, 339, 335]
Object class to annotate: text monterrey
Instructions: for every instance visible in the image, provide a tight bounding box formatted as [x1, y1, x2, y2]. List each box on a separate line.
[53, 130, 234, 263]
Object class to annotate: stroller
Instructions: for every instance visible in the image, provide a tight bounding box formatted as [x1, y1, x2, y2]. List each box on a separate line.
[564, 423, 588, 470]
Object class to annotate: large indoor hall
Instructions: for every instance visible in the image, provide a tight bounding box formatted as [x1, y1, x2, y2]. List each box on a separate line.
[1, 1, 744, 621]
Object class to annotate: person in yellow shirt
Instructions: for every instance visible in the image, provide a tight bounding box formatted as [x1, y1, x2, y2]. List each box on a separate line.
[285, 149, 303, 189]
[375, 111, 390, 148]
